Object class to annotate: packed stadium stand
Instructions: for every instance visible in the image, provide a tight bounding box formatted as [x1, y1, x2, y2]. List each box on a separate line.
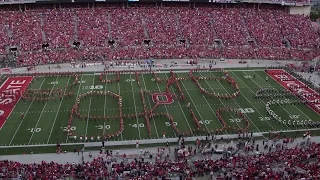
[0, 140, 319, 179]
[0, 2, 318, 67]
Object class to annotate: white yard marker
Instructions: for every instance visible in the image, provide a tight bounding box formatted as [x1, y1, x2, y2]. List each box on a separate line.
[84, 75, 95, 139]
[117, 76, 123, 141]
[141, 74, 159, 139]
[65, 75, 84, 143]
[163, 74, 193, 133]
[103, 74, 107, 137]
[28, 77, 59, 145]
[253, 71, 312, 126]
[153, 76, 177, 138]
[130, 74, 141, 139]
[9, 78, 46, 145]
[207, 71, 262, 133]
[230, 71, 276, 130]
[47, 77, 71, 143]
[177, 74, 212, 134]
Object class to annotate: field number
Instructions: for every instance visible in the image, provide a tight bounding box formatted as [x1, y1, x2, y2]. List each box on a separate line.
[49, 81, 58, 85]
[82, 85, 103, 90]
[78, 80, 85, 84]
[28, 128, 41, 133]
[125, 79, 136, 82]
[199, 120, 212, 124]
[289, 115, 300, 120]
[96, 125, 111, 130]
[129, 123, 144, 128]
[244, 76, 252, 79]
[165, 122, 178, 126]
[238, 108, 255, 114]
[259, 117, 271, 121]
[62, 126, 76, 131]
[151, 78, 155, 81]
[229, 118, 242, 123]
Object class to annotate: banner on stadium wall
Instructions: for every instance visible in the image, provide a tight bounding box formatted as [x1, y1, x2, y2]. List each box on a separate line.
[0, 68, 12, 74]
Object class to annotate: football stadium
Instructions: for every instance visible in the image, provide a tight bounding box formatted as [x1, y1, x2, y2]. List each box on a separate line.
[0, 0, 319, 179]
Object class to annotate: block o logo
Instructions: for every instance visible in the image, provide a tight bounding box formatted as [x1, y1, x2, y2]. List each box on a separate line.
[152, 93, 174, 105]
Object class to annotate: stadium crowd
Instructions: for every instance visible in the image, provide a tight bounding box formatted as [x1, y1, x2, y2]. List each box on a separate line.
[0, 136, 319, 179]
[0, 4, 318, 67]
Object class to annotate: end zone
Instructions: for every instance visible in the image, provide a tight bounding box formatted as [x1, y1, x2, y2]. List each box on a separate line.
[0, 77, 33, 129]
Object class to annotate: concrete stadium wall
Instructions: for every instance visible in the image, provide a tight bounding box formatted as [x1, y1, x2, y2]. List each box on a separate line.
[289, 6, 311, 16]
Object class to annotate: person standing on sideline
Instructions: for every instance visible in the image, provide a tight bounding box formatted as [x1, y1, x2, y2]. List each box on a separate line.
[187, 102, 190, 108]
[266, 76, 268, 82]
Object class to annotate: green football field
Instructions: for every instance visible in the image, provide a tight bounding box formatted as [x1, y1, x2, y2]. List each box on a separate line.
[0, 69, 319, 147]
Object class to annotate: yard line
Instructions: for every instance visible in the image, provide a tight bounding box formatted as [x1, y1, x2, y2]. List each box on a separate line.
[46, 77, 71, 144]
[198, 73, 242, 132]
[254, 72, 313, 124]
[103, 73, 107, 137]
[9, 78, 46, 145]
[249, 71, 296, 128]
[28, 77, 59, 145]
[154, 76, 177, 138]
[176, 74, 211, 134]
[84, 75, 96, 139]
[66, 75, 84, 143]
[178, 73, 230, 134]
[164, 73, 193, 133]
[117, 77, 123, 141]
[229, 72, 276, 131]
[129, 74, 141, 140]
[141, 73, 159, 139]
[0, 77, 27, 131]
[206, 72, 262, 134]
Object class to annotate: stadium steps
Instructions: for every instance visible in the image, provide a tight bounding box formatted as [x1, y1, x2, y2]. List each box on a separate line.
[208, 13, 218, 38]
[141, 17, 149, 39]
[5, 25, 12, 40]
[282, 39, 291, 48]
[271, 12, 286, 40]
[107, 12, 112, 39]
[240, 12, 252, 39]
[39, 13, 47, 43]
[209, 14, 224, 49]
[73, 14, 78, 42]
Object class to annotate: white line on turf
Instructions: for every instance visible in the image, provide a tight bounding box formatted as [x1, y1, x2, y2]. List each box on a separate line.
[9, 78, 46, 145]
[84, 75, 95, 139]
[103, 73, 107, 137]
[141, 73, 159, 139]
[117, 77, 123, 141]
[230, 71, 276, 130]
[28, 77, 59, 145]
[0, 77, 25, 131]
[164, 73, 193, 133]
[249, 71, 294, 130]
[177, 74, 212, 134]
[46, 77, 71, 144]
[255, 71, 313, 124]
[207, 71, 262, 133]
[198, 72, 242, 131]
[129, 74, 141, 139]
[66, 75, 84, 143]
[80, 69, 265, 76]
[154, 75, 177, 138]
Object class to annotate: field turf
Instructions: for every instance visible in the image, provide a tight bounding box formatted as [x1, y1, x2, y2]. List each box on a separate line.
[0, 69, 319, 147]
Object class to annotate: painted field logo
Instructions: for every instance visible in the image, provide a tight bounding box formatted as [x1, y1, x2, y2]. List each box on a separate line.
[0, 77, 33, 129]
[152, 93, 174, 105]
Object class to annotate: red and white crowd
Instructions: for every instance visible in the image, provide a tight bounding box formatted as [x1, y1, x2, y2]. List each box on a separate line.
[0, 4, 318, 67]
[1, 138, 320, 179]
